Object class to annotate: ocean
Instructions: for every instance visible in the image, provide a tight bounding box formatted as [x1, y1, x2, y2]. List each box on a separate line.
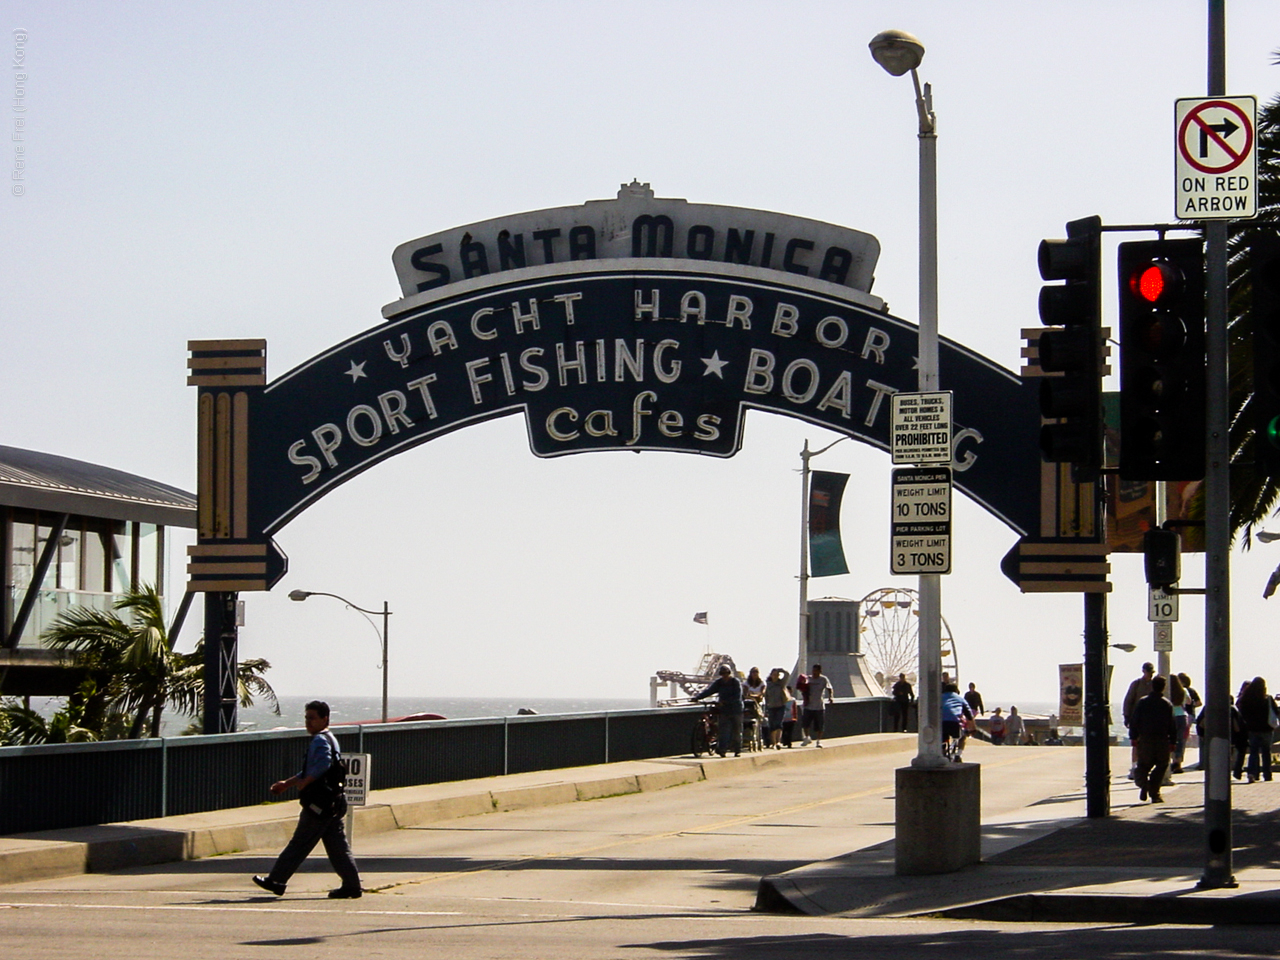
[231, 695, 651, 733]
[21, 694, 1093, 736]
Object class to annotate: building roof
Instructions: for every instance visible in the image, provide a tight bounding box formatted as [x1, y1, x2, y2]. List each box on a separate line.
[0, 445, 196, 528]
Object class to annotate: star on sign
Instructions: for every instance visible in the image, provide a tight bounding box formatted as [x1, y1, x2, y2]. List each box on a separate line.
[345, 360, 368, 382]
[700, 351, 729, 379]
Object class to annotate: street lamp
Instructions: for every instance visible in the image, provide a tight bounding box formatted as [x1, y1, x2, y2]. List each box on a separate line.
[797, 435, 849, 676]
[289, 589, 391, 723]
[870, 29, 943, 768]
[1110, 643, 1137, 654]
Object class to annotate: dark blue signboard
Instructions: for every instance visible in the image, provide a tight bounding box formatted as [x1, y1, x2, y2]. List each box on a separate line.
[244, 262, 1039, 539]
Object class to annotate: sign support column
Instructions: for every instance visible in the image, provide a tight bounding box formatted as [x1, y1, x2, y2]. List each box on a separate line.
[1199, 0, 1235, 890]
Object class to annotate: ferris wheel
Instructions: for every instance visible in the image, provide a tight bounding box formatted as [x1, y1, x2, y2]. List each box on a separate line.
[858, 587, 958, 695]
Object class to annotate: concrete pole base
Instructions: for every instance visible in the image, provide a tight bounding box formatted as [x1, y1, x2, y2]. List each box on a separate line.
[895, 762, 981, 875]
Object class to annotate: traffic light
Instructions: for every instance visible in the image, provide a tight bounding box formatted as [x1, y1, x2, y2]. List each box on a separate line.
[1252, 233, 1280, 477]
[1143, 528, 1181, 588]
[1037, 215, 1103, 483]
[1117, 238, 1205, 480]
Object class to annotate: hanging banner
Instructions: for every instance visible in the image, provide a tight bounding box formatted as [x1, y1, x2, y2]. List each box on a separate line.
[1059, 663, 1084, 726]
[809, 470, 850, 577]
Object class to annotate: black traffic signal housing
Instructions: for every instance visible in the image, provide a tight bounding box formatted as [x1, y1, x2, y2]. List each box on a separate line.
[1037, 216, 1103, 483]
[1252, 233, 1280, 477]
[1143, 528, 1181, 588]
[1117, 238, 1205, 480]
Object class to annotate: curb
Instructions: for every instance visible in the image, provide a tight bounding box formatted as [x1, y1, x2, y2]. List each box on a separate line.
[939, 891, 1280, 926]
[0, 733, 914, 886]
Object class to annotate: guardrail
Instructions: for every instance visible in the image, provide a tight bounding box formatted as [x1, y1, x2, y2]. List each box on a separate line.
[0, 698, 893, 834]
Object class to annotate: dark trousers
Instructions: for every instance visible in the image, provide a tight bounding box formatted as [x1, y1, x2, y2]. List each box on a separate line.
[1134, 738, 1171, 797]
[1247, 731, 1274, 781]
[892, 698, 911, 732]
[267, 805, 361, 890]
[717, 709, 744, 755]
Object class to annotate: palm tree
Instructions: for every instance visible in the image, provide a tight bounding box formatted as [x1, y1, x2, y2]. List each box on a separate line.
[1227, 89, 1280, 541]
[36, 585, 278, 739]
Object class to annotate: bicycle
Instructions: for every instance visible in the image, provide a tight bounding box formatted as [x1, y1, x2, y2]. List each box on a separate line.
[692, 703, 720, 757]
[943, 724, 969, 763]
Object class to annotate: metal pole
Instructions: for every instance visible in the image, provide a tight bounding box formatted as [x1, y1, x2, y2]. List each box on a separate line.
[1199, 0, 1235, 889]
[1084, 591, 1110, 817]
[381, 601, 389, 724]
[912, 70, 944, 768]
[799, 440, 811, 678]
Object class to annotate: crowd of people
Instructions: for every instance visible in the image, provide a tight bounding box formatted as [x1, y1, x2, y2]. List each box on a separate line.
[1122, 662, 1279, 802]
[692, 663, 834, 757]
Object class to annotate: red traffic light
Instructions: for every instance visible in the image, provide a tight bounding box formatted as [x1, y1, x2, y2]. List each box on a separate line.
[1129, 261, 1180, 304]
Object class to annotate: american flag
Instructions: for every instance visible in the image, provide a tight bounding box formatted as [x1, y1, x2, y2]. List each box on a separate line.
[693, 612, 708, 625]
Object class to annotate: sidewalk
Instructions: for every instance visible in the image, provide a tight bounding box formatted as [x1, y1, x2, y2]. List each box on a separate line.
[756, 748, 1280, 925]
[0, 732, 912, 886]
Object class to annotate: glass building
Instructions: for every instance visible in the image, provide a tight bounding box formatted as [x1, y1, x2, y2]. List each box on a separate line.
[0, 445, 196, 696]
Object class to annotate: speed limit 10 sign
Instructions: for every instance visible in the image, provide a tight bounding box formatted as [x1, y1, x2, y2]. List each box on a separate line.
[1148, 586, 1179, 623]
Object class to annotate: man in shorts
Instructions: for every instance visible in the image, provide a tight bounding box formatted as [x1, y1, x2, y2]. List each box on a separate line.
[941, 683, 973, 761]
[801, 664, 834, 747]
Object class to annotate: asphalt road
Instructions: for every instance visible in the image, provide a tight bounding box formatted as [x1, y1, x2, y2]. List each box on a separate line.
[3, 741, 1277, 959]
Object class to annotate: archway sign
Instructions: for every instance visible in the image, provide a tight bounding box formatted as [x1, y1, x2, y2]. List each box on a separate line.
[186, 183, 1039, 731]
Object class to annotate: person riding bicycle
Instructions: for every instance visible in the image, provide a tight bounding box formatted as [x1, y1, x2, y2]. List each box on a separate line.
[940, 682, 973, 761]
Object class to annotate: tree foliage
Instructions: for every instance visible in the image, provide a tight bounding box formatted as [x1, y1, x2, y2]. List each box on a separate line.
[0, 585, 278, 744]
[1227, 90, 1280, 540]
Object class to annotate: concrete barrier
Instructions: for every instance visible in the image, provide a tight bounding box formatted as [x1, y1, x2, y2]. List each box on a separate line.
[894, 761, 981, 875]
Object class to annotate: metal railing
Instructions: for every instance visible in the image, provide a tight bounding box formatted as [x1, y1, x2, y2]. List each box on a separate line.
[0, 698, 894, 834]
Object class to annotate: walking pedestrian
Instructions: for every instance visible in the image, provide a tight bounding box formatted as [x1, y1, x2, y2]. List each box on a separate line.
[252, 700, 362, 899]
[764, 668, 790, 750]
[1168, 673, 1190, 774]
[1237, 676, 1276, 783]
[781, 687, 800, 747]
[800, 663, 834, 747]
[1122, 662, 1156, 779]
[988, 706, 1007, 745]
[1179, 672, 1204, 769]
[891, 673, 914, 733]
[1005, 705, 1026, 746]
[692, 664, 744, 757]
[1129, 676, 1177, 803]
[964, 682, 985, 717]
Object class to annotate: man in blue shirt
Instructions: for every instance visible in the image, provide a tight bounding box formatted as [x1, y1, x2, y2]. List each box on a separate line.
[253, 700, 362, 899]
[940, 683, 973, 761]
[693, 664, 744, 757]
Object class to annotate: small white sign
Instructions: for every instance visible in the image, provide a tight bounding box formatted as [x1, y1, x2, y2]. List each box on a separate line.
[891, 391, 953, 465]
[1153, 622, 1174, 652]
[891, 466, 952, 575]
[1175, 96, 1257, 220]
[343, 753, 371, 806]
[1148, 586, 1179, 623]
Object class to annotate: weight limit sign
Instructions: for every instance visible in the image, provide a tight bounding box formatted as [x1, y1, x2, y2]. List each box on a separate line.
[891, 466, 952, 575]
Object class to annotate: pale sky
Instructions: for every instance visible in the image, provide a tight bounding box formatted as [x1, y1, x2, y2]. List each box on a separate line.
[4, 1, 1279, 706]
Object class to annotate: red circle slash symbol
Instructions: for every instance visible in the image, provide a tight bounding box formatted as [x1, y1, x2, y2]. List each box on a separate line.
[1178, 100, 1253, 175]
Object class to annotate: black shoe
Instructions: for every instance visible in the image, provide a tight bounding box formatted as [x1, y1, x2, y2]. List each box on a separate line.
[1139, 788, 1147, 801]
[328, 886, 363, 899]
[253, 875, 286, 896]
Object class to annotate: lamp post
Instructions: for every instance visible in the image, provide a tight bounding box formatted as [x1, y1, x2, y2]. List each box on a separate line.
[289, 590, 390, 723]
[870, 29, 944, 767]
[798, 436, 849, 677]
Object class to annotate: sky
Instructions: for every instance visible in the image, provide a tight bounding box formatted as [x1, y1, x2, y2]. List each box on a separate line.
[3, 1, 1279, 707]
